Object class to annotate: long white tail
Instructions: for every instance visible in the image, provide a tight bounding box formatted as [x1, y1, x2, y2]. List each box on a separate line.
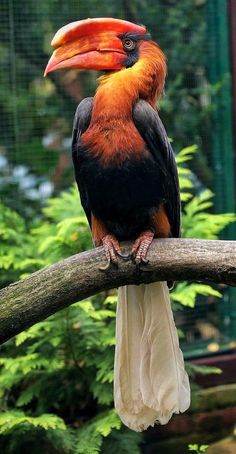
[114, 282, 190, 432]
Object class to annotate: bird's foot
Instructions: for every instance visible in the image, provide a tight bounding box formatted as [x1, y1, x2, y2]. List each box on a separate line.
[131, 230, 154, 270]
[99, 234, 129, 271]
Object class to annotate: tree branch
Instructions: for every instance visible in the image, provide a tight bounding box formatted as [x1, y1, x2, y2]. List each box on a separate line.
[0, 239, 236, 345]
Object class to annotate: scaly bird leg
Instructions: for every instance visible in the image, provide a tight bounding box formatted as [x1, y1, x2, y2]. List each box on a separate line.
[99, 234, 129, 271]
[131, 230, 154, 268]
[92, 215, 123, 270]
[91, 215, 130, 271]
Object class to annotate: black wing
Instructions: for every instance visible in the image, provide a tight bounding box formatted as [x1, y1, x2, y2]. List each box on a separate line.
[72, 97, 93, 227]
[133, 100, 181, 238]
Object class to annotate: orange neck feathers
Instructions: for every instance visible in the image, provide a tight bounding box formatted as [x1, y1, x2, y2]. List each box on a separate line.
[81, 41, 166, 164]
[91, 41, 166, 122]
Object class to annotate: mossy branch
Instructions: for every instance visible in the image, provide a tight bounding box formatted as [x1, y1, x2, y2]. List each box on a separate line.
[0, 239, 236, 344]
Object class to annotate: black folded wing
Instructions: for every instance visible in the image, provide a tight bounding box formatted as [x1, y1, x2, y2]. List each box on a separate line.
[72, 97, 93, 227]
[133, 100, 181, 238]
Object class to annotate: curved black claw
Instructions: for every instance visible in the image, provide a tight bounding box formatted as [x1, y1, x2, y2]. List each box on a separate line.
[131, 252, 149, 265]
[135, 257, 150, 273]
[131, 251, 137, 264]
[140, 257, 149, 265]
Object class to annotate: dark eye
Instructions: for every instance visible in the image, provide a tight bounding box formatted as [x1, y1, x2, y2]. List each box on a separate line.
[122, 38, 136, 51]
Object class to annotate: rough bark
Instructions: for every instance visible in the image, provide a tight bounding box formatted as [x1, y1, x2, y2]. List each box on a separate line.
[0, 238, 236, 345]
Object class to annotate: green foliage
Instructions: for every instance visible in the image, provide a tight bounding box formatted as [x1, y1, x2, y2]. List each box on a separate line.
[102, 427, 142, 454]
[70, 411, 121, 454]
[33, 186, 92, 265]
[186, 363, 222, 378]
[182, 189, 236, 239]
[188, 444, 209, 453]
[0, 147, 234, 453]
[0, 185, 123, 452]
[0, 411, 66, 434]
[176, 145, 198, 202]
[0, 292, 120, 452]
[171, 282, 221, 309]
[177, 145, 236, 237]
[0, 202, 43, 286]
[172, 145, 235, 310]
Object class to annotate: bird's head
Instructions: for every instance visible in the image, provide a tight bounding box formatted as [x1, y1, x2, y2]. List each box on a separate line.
[44, 17, 155, 75]
[44, 18, 167, 103]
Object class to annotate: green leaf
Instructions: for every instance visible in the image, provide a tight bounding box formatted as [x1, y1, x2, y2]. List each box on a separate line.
[176, 145, 198, 164]
[186, 363, 222, 377]
[200, 446, 209, 453]
[0, 411, 66, 434]
[188, 444, 209, 453]
[182, 190, 236, 239]
[72, 411, 121, 454]
[171, 282, 221, 308]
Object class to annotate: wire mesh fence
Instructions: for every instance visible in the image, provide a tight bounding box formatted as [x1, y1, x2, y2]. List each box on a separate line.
[0, 0, 212, 203]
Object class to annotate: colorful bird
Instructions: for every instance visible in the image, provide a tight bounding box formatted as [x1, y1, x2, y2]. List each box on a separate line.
[45, 17, 190, 431]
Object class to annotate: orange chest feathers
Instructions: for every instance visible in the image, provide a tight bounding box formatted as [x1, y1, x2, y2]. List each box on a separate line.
[81, 119, 148, 166]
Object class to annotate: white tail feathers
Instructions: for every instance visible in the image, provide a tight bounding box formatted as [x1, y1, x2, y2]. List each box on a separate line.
[114, 282, 190, 432]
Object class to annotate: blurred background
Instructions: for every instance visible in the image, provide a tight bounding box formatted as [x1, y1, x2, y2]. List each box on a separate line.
[0, 1, 236, 453]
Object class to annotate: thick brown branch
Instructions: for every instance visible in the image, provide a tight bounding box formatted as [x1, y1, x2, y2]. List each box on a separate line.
[0, 239, 236, 344]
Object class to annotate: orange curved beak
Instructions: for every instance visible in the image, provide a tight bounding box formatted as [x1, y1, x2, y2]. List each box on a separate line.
[44, 17, 146, 76]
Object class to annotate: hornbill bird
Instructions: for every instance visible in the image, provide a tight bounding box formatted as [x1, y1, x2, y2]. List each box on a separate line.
[45, 17, 190, 431]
